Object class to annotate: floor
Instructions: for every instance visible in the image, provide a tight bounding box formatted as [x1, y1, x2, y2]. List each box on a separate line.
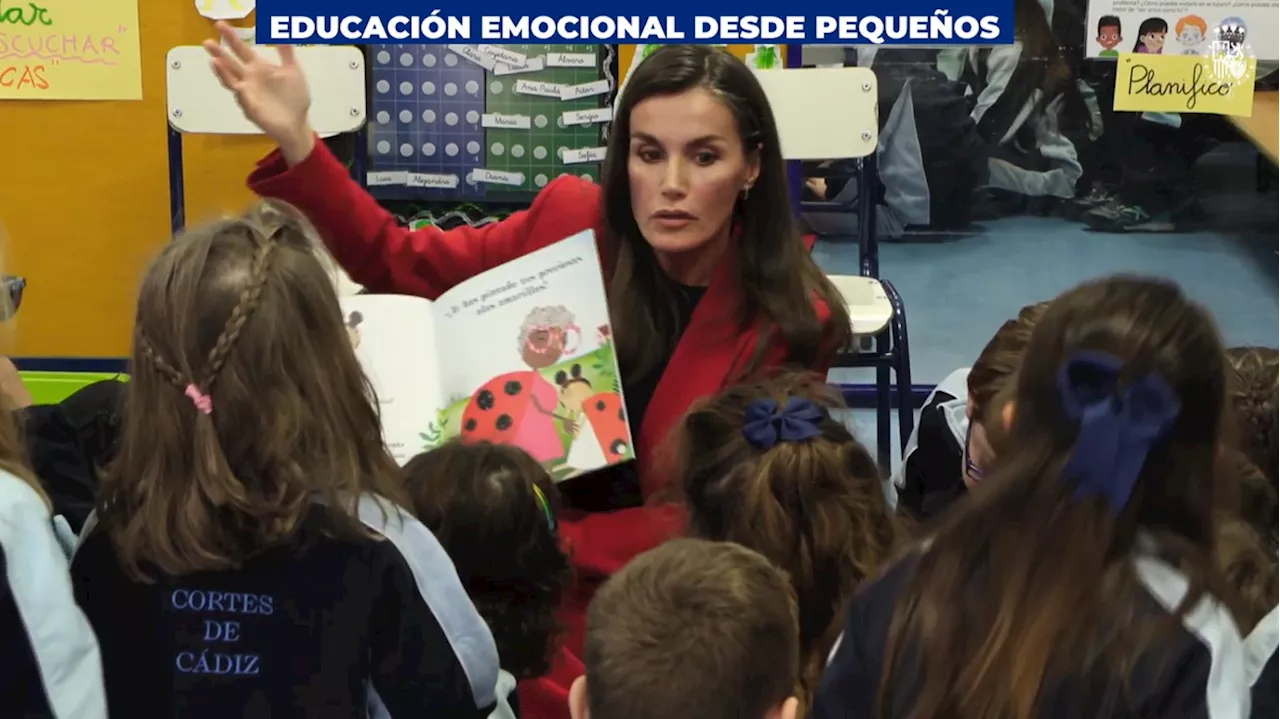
[822, 143, 1280, 472]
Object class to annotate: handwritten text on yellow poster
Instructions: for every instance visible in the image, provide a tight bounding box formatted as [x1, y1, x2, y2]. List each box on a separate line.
[1113, 52, 1256, 117]
[0, 0, 142, 100]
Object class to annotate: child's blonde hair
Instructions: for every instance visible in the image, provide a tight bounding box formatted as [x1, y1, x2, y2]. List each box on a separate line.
[584, 538, 799, 719]
[99, 201, 403, 580]
[673, 370, 903, 710]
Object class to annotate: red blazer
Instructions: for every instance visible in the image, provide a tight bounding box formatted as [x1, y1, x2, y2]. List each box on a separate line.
[249, 142, 833, 715]
[516, 646, 584, 719]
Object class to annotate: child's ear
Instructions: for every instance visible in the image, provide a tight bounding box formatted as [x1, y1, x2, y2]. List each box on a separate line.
[766, 696, 799, 719]
[1001, 400, 1015, 431]
[568, 676, 589, 719]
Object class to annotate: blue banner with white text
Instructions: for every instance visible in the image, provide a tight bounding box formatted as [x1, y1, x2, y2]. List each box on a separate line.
[253, 0, 1015, 45]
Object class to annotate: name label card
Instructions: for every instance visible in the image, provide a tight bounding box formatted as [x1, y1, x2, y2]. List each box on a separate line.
[494, 56, 545, 76]
[546, 52, 596, 68]
[482, 113, 532, 129]
[470, 169, 525, 186]
[367, 171, 407, 186]
[560, 79, 612, 101]
[1113, 53, 1256, 116]
[447, 45, 496, 71]
[478, 45, 528, 68]
[562, 107, 613, 126]
[407, 173, 460, 189]
[562, 147, 608, 164]
[514, 79, 567, 99]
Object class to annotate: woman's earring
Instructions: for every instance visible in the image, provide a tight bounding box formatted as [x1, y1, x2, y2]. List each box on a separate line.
[741, 185, 751, 201]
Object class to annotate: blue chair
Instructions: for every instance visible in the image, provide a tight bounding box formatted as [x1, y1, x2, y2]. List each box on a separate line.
[803, 158, 915, 474]
[756, 62, 915, 473]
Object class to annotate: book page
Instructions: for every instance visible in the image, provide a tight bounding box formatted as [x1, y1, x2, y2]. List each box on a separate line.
[340, 295, 445, 465]
[429, 230, 632, 481]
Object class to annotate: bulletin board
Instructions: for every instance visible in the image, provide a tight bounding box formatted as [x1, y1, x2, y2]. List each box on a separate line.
[0, 7, 272, 358]
[365, 44, 612, 203]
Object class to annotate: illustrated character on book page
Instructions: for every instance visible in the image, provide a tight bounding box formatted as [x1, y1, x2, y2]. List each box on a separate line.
[555, 364, 630, 471]
[457, 306, 581, 464]
[345, 311, 363, 349]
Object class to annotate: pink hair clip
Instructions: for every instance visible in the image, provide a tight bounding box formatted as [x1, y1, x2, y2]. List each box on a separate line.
[184, 384, 213, 415]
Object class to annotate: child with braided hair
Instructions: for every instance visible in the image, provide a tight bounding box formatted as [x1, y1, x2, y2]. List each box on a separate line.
[69, 201, 500, 719]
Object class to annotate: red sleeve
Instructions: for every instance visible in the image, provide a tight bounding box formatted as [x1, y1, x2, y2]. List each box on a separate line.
[248, 141, 590, 300]
[557, 503, 685, 579]
[554, 503, 686, 657]
[516, 646, 584, 719]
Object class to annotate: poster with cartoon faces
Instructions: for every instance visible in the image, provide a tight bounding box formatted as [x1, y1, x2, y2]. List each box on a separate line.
[1085, 3, 1274, 61]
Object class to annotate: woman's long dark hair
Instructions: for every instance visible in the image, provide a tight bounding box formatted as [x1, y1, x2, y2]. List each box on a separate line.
[880, 275, 1235, 718]
[601, 46, 852, 381]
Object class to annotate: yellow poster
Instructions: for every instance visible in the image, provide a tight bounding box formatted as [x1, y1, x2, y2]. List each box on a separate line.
[1113, 52, 1256, 117]
[0, 0, 142, 100]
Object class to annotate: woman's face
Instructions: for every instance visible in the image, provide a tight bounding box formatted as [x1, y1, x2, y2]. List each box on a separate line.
[627, 87, 760, 259]
[1142, 29, 1166, 51]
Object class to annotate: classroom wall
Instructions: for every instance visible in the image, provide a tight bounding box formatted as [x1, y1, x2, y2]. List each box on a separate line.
[0, 8, 272, 359]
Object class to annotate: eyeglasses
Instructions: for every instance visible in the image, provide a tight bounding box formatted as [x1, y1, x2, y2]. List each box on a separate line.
[0, 276, 24, 321]
[963, 421, 984, 484]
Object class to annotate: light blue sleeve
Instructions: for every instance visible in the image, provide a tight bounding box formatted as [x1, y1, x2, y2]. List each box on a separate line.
[0, 471, 108, 719]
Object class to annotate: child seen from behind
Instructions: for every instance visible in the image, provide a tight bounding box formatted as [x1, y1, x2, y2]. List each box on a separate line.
[893, 302, 1048, 521]
[0, 278, 106, 717]
[70, 202, 499, 719]
[570, 538, 800, 719]
[673, 371, 903, 710]
[815, 275, 1251, 718]
[404, 440, 578, 719]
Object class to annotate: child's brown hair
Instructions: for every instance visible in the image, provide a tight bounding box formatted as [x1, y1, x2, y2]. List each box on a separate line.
[582, 538, 799, 719]
[967, 302, 1050, 421]
[1225, 346, 1278, 484]
[881, 275, 1234, 717]
[1215, 450, 1278, 633]
[673, 371, 902, 707]
[99, 201, 404, 580]
[403, 439, 570, 679]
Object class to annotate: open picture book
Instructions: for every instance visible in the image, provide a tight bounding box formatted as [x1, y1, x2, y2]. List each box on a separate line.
[340, 229, 634, 482]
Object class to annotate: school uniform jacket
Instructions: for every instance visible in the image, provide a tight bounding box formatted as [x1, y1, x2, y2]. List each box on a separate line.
[248, 142, 834, 657]
[70, 494, 501, 719]
[890, 368, 969, 520]
[0, 470, 107, 719]
[813, 542, 1252, 719]
[1245, 603, 1278, 719]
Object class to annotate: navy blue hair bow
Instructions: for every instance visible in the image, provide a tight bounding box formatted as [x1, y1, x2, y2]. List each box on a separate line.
[742, 397, 825, 450]
[1056, 351, 1180, 514]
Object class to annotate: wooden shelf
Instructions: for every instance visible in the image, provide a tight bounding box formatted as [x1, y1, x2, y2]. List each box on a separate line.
[1228, 90, 1280, 165]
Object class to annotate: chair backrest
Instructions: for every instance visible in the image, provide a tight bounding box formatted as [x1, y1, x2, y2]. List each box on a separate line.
[165, 45, 367, 136]
[751, 66, 878, 161]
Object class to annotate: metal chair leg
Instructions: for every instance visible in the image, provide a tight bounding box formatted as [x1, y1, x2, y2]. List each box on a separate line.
[874, 332, 892, 475]
[882, 280, 915, 449]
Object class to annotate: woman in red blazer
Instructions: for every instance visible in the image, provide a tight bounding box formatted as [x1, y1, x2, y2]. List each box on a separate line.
[206, 27, 852, 715]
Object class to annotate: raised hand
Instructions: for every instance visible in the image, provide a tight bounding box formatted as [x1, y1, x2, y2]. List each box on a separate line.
[202, 22, 315, 164]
